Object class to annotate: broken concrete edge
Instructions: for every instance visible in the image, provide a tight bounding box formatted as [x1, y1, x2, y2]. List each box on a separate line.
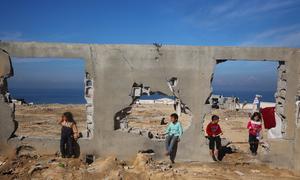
[0, 49, 16, 144]
[0, 41, 299, 171]
[115, 82, 193, 140]
[275, 62, 288, 135]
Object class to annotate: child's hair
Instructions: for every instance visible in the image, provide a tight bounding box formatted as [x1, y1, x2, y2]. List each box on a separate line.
[211, 115, 219, 121]
[251, 112, 262, 121]
[170, 113, 178, 120]
[62, 112, 75, 123]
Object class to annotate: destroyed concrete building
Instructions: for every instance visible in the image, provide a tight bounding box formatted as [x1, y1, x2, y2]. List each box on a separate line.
[0, 41, 300, 171]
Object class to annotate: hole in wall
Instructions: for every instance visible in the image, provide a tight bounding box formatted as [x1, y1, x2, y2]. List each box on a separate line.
[5, 58, 94, 139]
[114, 79, 192, 141]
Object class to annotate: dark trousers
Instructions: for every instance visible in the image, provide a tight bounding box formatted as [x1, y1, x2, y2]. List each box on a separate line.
[165, 135, 179, 162]
[249, 134, 259, 153]
[208, 136, 221, 151]
[60, 127, 73, 157]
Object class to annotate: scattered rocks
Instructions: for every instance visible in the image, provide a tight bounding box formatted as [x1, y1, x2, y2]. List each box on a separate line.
[173, 168, 188, 174]
[16, 145, 37, 158]
[0, 160, 6, 167]
[250, 169, 260, 173]
[160, 164, 172, 171]
[28, 164, 48, 175]
[234, 170, 245, 176]
[87, 155, 118, 173]
[133, 153, 152, 171]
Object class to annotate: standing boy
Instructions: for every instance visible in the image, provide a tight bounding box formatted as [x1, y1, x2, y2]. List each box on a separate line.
[206, 115, 223, 161]
[165, 113, 183, 164]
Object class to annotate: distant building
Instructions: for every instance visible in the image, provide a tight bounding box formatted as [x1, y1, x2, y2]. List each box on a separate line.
[12, 98, 27, 105]
[136, 92, 175, 105]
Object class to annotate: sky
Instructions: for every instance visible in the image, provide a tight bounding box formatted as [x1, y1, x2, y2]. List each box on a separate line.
[1, 0, 299, 93]
[9, 58, 85, 89]
[212, 60, 278, 92]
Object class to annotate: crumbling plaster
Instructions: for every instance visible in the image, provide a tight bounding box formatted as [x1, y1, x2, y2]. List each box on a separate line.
[0, 42, 299, 170]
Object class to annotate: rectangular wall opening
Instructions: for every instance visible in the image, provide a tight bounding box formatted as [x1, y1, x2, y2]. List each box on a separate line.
[204, 59, 287, 160]
[6, 58, 94, 139]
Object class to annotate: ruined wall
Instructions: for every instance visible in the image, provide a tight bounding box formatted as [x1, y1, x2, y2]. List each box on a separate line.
[0, 42, 299, 170]
[293, 58, 300, 170]
[0, 49, 15, 145]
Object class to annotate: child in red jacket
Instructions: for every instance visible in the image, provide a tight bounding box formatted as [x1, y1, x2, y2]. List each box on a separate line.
[247, 112, 262, 156]
[206, 115, 223, 161]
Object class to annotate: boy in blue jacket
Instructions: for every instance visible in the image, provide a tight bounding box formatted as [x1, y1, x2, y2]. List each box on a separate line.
[164, 113, 183, 163]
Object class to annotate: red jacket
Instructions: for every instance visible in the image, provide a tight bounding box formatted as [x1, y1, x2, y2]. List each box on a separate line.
[247, 120, 262, 136]
[206, 122, 222, 137]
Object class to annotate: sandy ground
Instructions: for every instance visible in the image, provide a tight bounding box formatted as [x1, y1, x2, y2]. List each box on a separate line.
[1, 104, 299, 179]
[203, 109, 269, 153]
[14, 104, 87, 138]
[0, 150, 299, 180]
[14, 103, 192, 139]
[126, 104, 192, 137]
[242, 102, 275, 110]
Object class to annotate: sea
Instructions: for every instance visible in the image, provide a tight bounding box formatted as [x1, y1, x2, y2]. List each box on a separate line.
[8, 88, 276, 105]
[9, 88, 86, 104]
[213, 90, 276, 103]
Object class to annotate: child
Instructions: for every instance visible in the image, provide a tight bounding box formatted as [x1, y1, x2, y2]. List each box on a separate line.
[58, 112, 79, 158]
[165, 113, 183, 164]
[247, 112, 262, 156]
[206, 115, 222, 161]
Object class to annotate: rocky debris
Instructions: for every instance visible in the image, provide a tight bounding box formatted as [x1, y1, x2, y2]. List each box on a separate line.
[234, 170, 245, 176]
[118, 127, 166, 141]
[250, 169, 260, 173]
[0, 160, 6, 167]
[133, 153, 152, 171]
[16, 145, 37, 158]
[1, 151, 300, 180]
[87, 155, 119, 173]
[28, 163, 48, 175]
[159, 164, 172, 172]
[173, 167, 188, 174]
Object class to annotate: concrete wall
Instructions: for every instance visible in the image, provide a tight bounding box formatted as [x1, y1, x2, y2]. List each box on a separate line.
[0, 41, 300, 170]
[0, 49, 14, 145]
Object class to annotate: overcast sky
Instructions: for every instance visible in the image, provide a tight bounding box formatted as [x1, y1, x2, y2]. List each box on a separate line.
[1, 0, 299, 91]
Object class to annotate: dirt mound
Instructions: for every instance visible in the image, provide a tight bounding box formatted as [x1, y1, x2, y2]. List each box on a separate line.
[1, 151, 299, 180]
